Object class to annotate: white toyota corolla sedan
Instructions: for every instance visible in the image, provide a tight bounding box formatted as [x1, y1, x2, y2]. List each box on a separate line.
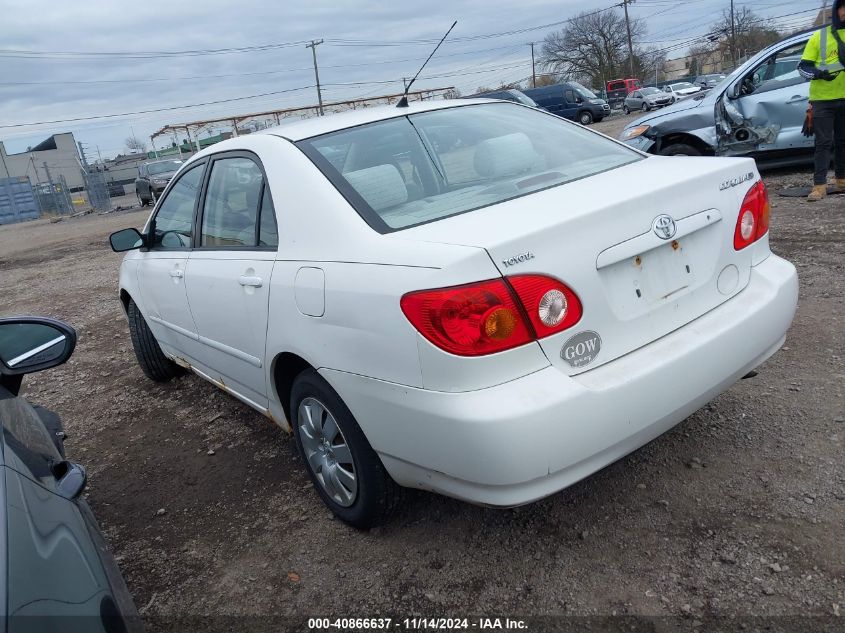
[110, 99, 798, 528]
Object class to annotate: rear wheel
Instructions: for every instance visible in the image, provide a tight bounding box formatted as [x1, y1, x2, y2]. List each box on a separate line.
[623, 105, 630, 114]
[659, 143, 702, 157]
[291, 369, 401, 529]
[578, 110, 593, 125]
[127, 300, 184, 382]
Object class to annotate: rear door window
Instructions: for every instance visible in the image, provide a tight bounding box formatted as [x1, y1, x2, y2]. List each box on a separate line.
[200, 157, 263, 248]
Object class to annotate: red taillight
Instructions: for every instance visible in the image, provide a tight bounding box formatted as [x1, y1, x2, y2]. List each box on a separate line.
[734, 180, 770, 250]
[400, 275, 582, 357]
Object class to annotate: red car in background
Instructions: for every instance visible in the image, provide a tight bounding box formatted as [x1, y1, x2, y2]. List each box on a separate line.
[606, 78, 642, 109]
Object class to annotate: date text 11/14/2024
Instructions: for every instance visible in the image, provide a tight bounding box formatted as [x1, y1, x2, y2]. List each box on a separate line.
[308, 618, 529, 630]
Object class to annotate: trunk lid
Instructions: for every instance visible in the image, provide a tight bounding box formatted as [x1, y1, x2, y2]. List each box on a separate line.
[393, 155, 762, 374]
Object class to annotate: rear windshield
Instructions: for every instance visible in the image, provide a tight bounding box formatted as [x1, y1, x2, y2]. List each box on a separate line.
[147, 160, 183, 175]
[297, 103, 641, 233]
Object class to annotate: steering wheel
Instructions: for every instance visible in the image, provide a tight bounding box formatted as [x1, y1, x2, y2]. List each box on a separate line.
[159, 230, 191, 248]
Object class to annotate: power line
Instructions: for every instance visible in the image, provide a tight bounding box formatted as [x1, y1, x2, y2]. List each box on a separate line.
[0, 86, 315, 129]
[0, 43, 529, 87]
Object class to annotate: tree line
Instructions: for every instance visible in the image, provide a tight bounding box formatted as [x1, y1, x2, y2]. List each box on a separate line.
[472, 6, 787, 95]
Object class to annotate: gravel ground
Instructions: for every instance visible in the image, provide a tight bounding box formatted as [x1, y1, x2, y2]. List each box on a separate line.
[0, 120, 843, 632]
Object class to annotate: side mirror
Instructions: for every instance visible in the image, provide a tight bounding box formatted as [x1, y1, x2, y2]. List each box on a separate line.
[0, 317, 76, 380]
[109, 227, 145, 252]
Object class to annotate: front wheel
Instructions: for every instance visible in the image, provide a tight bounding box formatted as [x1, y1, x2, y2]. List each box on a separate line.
[578, 111, 593, 125]
[641, 103, 650, 112]
[623, 105, 630, 114]
[658, 143, 702, 157]
[291, 369, 401, 528]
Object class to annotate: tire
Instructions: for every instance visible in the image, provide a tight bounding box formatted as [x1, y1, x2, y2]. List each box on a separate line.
[623, 105, 630, 114]
[127, 300, 184, 382]
[578, 111, 593, 125]
[659, 143, 703, 157]
[291, 369, 401, 528]
[642, 103, 650, 112]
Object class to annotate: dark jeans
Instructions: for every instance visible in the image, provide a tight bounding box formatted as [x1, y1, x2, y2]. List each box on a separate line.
[811, 99, 845, 185]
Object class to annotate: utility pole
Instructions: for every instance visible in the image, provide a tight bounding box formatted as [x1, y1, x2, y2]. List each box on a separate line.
[42, 161, 53, 186]
[730, 0, 737, 68]
[29, 156, 41, 186]
[306, 39, 325, 116]
[530, 42, 537, 88]
[78, 142, 90, 171]
[622, 0, 636, 78]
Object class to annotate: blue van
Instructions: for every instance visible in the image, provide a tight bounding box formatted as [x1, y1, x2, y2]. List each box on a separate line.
[522, 82, 611, 125]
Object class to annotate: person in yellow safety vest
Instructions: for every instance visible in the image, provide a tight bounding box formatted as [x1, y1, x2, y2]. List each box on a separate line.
[798, 0, 845, 200]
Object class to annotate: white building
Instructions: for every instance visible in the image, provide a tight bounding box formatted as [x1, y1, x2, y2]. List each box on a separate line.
[0, 132, 85, 191]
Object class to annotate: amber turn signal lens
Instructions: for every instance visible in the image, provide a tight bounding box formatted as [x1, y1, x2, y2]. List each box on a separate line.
[483, 307, 517, 340]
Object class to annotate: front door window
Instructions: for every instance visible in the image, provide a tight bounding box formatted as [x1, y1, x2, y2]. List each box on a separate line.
[151, 164, 204, 248]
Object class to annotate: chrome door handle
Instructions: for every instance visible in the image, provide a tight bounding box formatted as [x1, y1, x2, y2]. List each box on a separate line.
[238, 275, 263, 288]
[169, 269, 184, 278]
[786, 95, 808, 104]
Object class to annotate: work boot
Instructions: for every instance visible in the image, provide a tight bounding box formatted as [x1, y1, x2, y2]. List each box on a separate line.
[807, 184, 827, 201]
[834, 178, 845, 190]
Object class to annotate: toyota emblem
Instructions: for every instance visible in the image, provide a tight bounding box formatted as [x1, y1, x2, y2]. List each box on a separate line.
[652, 215, 676, 240]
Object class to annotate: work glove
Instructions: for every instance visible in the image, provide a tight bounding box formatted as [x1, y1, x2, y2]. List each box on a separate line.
[818, 69, 838, 81]
[802, 105, 814, 137]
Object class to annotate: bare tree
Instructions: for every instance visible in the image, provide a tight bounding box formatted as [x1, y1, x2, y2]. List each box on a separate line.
[534, 73, 560, 87]
[687, 41, 719, 76]
[540, 9, 647, 87]
[710, 8, 781, 66]
[125, 135, 147, 154]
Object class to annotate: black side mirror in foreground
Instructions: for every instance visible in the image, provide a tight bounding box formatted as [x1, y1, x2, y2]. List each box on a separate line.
[0, 317, 77, 394]
[109, 227, 145, 252]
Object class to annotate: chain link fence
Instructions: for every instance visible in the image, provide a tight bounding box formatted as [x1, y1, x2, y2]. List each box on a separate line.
[34, 175, 74, 215]
[82, 168, 111, 211]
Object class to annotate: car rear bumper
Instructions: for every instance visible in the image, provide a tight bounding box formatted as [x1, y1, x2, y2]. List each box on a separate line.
[323, 254, 797, 507]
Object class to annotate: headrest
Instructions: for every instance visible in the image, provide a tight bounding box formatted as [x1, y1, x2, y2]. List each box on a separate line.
[344, 164, 408, 211]
[473, 132, 537, 178]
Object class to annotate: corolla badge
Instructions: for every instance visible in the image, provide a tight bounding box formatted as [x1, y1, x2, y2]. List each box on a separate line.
[652, 214, 676, 240]
[560, 331, 602, 368]
[719, 172, 754, 190]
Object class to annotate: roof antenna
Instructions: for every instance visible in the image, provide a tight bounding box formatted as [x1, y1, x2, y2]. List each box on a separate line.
[396, 21, 457, 108]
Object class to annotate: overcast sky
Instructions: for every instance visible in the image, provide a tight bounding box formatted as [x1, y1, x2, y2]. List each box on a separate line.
[0, 0, 822, 159]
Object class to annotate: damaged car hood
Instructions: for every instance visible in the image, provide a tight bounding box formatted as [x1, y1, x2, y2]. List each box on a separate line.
[626, 94, 710, 128]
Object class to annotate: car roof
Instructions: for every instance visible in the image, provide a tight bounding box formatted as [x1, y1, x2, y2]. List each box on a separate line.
[256, 99, 488, 142]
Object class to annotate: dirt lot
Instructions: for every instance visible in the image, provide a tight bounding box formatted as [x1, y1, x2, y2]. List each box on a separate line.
[1, 114, 843, 631]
